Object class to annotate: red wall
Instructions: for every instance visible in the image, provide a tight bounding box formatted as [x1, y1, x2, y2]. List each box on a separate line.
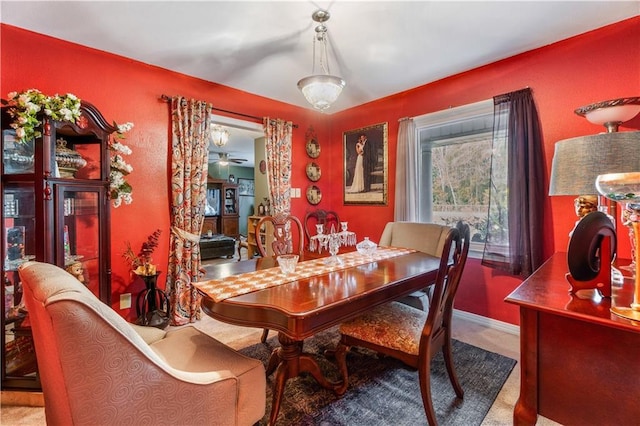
[325, 17, 640, 324]
[0, 24, 328, 320]
[2, 17, 639, 325]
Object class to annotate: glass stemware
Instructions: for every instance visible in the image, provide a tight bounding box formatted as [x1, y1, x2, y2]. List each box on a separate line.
[596, 172, 640, 321]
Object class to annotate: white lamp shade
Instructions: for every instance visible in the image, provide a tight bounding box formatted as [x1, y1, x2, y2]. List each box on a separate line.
[297, 75, 345, 111]
[584, 104, 640, 127]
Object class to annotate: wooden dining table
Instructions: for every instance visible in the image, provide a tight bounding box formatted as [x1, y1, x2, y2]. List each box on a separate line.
[196, 249, 441, 425]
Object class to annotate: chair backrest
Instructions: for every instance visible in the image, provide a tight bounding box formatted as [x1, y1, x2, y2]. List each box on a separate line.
[303, 209, 341, 246]
[379, 221, 451, 257]
[256, 213, 304, 257]
[421, 222, 470, 349]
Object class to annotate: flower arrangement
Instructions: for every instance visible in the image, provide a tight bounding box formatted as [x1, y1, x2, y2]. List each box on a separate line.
[4, 89, 82, 143]
[109, 122, 134, 208]
[122, 229, 162, 276]
[5, 89, 134, 208]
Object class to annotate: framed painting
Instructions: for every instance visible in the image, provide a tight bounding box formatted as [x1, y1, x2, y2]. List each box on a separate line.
[238, 178, 254, 196]
[343, 122, 388, 205]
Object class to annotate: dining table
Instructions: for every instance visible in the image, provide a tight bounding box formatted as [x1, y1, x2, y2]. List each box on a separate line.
[195, 248, 441, 425]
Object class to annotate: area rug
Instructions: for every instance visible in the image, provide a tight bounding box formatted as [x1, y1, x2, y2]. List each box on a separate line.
[239, 327, 516, 425]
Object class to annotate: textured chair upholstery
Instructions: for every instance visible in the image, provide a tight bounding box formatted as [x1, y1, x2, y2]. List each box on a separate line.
[379, 221, 452, 310]
[19, 261, 265, 426]
[334, 223, 470, 425]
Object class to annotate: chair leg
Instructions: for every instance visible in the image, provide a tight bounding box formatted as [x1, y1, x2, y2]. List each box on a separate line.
[418, 358, 438, 426]
[443, 336, 464, 398]
[260, 328, 270, 343]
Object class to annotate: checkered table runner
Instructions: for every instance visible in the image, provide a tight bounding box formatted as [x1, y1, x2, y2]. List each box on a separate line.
[195, 246, 416, 302]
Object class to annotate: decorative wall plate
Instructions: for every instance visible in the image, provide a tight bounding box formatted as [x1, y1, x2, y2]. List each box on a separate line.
[567, 211, 616, 281]
[306, 162, 321, 182]
[306, 138, 320, 158]
[259, 160, 267, 174]
[306, 185, 322, 205]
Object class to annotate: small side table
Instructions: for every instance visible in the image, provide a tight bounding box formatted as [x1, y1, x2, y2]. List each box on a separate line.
[135, 272, 170, 329]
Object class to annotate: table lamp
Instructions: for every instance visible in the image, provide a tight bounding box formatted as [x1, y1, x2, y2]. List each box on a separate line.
[549, 131, 640, 286]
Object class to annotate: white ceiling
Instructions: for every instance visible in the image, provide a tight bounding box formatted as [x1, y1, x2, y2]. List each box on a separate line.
[2, 1, 638, 166]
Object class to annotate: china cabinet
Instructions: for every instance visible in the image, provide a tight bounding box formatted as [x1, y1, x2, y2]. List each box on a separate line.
[1, 102, 116, 390]
[222, 183, 239, 238]
[204, 178, 238, 239]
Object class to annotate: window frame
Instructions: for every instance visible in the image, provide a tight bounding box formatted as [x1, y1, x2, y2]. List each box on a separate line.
[414, 99, 494, 258]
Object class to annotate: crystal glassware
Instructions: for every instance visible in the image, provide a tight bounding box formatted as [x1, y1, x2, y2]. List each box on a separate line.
[356, 237, 377, 257]
[277, 254, 299, 275]
[596, 172, 640, 321]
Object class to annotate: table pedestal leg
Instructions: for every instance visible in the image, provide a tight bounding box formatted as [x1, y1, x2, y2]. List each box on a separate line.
[267, 332, 341, 426]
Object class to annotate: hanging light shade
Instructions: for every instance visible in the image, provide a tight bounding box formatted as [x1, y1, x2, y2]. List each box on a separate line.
[297, 10, 345, 112]
[211, 124, 230, 147]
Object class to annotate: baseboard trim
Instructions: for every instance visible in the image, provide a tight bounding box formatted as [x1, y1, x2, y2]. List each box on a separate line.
[1, 390, 44, 406]
[453, 309, 520, 336]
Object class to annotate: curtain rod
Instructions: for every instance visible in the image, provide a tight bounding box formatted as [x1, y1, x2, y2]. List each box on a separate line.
[160, 94, 298, 128]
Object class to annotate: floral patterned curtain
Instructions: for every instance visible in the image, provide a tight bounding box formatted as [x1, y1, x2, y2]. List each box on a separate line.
[167, 97, 211, 325]
[263, 118, 293, 215]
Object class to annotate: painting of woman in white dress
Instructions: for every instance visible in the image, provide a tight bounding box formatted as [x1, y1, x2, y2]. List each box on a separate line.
[347, 136, 365, 193]
[343, 122, 388, 205]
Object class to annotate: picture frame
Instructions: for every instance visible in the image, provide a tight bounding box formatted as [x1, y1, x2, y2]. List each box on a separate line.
[238, 178, 254, 196]
[343, 122, 388, 205]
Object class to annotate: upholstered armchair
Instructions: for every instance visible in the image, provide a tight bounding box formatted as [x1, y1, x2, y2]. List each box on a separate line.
[378, 221, 451, 310]
[19, 261, 265, 426]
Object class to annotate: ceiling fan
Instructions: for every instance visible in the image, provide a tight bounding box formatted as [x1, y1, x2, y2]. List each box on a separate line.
[210, 152, 248, 165]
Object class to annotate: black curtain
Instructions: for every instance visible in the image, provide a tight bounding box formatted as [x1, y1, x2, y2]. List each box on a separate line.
[482, 88, 545, 277]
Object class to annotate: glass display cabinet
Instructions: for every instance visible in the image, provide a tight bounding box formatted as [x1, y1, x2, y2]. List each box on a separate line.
[222, 183, 239, 238]
[1, 102, 116, 390]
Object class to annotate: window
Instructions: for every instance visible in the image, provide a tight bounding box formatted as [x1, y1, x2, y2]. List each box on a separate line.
[414, 100, 507, 257]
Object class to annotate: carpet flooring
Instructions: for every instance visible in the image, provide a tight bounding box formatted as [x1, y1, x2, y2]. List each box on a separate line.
[240, 327, 516, 426]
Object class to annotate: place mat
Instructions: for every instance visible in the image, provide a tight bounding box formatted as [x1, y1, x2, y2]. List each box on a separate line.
[195, 247, 416, 302]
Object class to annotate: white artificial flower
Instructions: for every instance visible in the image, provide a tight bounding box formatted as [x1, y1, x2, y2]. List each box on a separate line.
[26, 103, 40, 113]
[60, 108, 73, 121]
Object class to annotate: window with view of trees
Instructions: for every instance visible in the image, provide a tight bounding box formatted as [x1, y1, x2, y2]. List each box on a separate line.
[415, 100, 508, 257]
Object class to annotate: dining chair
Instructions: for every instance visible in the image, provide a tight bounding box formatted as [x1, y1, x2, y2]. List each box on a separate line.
[332, 223, 470, 425]
[303, 209, 340, 248]
[378, 221, 452, 311]
[255, 213, 304, 342]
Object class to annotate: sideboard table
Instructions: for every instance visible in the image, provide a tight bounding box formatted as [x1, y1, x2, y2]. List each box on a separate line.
[505, 252, 640, 425]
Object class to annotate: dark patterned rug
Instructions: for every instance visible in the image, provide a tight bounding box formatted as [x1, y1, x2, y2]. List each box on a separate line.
[239, 327, 516, 425]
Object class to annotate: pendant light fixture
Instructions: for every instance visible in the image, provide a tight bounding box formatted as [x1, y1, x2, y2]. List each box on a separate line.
[211, 124, 230, 147]
[297, 10, 345, 112]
